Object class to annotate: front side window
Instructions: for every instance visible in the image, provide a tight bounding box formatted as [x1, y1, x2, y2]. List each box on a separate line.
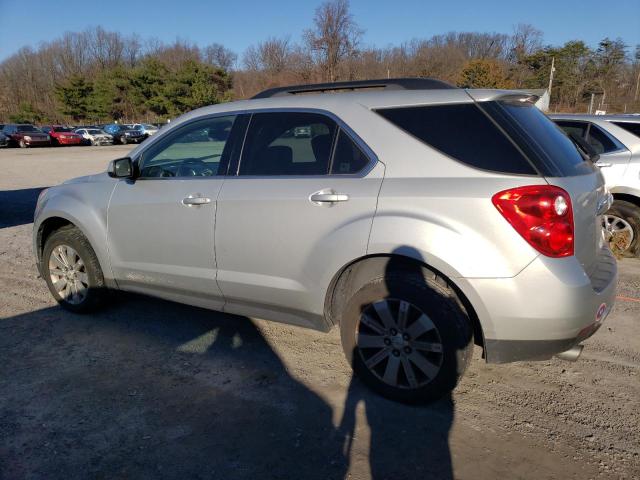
[17, 125, 41, 133]
[239, 112, 338, 176]
[139, 115, 236, 178]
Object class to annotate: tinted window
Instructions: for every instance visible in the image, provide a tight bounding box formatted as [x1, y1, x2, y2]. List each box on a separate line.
[612, 121, 640, 138]
[331, 129, 370, 174]
[376, 103, 536, 175]
[53, 127, 73, 132]
[586, 124, 619, 154]
[239, 112, 337, 176]
[482, 102, 590, 177]
[140, 116, 236, 178]
[17, 125, 41, 133]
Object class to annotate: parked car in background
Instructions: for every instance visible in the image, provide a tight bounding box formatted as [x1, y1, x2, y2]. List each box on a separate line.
[2, 124, 50, 147]
[74, 128, 113, 146]
[131, 123, 159, 138]
[0, 130, 8, 147]
[551, 114, 640, 257]
[103, 124, 145, 144]
[33, 79, 617, 404]
[41, 126, 83, 146]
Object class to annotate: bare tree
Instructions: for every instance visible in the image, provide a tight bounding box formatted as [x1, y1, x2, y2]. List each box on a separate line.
[304, 0, 363, 82]
[243, 37, 293, 73]
[203, 43, 237, 71]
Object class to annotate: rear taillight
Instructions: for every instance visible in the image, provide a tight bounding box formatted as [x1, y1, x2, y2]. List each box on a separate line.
[492, 185, 574, 258]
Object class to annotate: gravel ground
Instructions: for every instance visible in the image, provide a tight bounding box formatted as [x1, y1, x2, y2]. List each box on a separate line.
[1, 146, 639, 479]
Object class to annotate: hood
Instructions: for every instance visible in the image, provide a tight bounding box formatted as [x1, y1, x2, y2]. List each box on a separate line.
[62, 172, 112, 185]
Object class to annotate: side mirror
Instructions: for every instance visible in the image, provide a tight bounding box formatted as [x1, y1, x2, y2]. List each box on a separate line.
[108, 157, 134, 178]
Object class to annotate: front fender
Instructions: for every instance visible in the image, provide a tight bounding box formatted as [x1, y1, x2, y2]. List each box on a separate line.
[33, 181, 117, 285]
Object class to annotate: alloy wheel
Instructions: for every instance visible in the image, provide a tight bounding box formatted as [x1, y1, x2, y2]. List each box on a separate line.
[603, 214, 634, 251]
[357, 299, 444, 389]
[48, 244, 89, 304]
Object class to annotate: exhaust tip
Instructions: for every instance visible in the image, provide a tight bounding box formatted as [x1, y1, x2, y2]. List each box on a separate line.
[556, 345, 584, 362]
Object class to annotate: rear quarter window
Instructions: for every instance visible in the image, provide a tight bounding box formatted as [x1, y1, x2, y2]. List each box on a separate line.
[375, 103, 537, 175]
[612, 121, 640, 139]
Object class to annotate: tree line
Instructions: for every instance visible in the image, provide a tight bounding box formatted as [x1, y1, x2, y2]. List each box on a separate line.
[1, 0, 638, 125]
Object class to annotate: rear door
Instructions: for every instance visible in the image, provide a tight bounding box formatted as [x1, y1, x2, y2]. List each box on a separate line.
[215, 111, 383, 328]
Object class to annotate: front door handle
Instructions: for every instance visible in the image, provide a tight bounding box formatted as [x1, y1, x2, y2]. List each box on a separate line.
[595, 161, 612, 168]
[182, 195, 211, 206]
[310, 191, 350, 204]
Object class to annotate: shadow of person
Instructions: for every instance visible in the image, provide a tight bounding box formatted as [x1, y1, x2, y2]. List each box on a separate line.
[339, 249, 466, 479]
[0, 292, 349, 480]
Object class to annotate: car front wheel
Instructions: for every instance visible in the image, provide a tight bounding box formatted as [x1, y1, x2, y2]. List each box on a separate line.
[340, 267, 474, 404]
[42, 226, 107, 313]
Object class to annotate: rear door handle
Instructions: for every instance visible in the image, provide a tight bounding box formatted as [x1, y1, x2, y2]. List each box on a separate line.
[310, 192, 350, 204]
[182, 195, 211, 206]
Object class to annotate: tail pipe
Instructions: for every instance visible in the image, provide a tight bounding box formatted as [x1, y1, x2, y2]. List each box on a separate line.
[556, 345, 584, 362]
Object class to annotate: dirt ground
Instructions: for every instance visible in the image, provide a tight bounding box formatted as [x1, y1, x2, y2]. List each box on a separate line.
[1, 146, 639, 480]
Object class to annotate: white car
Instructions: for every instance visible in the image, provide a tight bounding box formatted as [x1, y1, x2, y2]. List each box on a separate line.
[131, 124, 159, 138]
[75, 128, 113, 146]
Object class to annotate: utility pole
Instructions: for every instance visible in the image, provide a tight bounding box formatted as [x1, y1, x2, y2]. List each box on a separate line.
[547, 56, 556, 103]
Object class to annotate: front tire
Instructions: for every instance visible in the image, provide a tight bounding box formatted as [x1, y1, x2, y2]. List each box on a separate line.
[604, 200, 640, 257]
[42, 226, 107, 313]
[120, 136, 127, 145]
[340, 268, 473, 404]
[19, 139, 27, 148]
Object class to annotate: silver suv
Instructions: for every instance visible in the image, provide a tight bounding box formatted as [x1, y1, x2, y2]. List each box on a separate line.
[34, 79, 617, 403]
[551, 114, 640, 257]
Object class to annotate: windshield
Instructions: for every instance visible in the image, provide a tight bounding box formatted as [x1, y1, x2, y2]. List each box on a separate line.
[480, 101, 594, 177]
[87, 129, 104, 135]
[143, 124, 156, 129]
[53, 127, 73, 132]
[17, 125, 41, 133]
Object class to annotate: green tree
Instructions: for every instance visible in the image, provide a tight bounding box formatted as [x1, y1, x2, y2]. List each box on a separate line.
[55, 75, 93, 122]
[457, 59, 513, 88]
[8, 102, 43, 124]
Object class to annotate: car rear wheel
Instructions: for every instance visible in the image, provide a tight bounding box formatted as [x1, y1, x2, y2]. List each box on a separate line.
[340, 267, 474, 404]
[605, 200, 640, 257]
[121, 136, 127, 145]
[42, 226, 107, 313]
[19, 139, 27, 148]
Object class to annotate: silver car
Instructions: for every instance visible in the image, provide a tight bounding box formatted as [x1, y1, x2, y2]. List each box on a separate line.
[33, 79, 617, 403]
[551, 114, 640, 257]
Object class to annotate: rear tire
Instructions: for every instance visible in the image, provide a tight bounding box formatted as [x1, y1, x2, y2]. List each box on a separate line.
[42, 226, 107, 313]
[340, 267, 473, 404]
[605, 200, 640, 258]
[19, 139, 27, 148]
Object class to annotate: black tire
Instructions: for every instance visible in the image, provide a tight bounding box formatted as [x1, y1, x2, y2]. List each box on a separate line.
[340, 268, 473, 404]
[120, 136, 127, 145]
[606, 200, 640, 258]
[42, 226, 107, 313]
[19, 139, 27, 148]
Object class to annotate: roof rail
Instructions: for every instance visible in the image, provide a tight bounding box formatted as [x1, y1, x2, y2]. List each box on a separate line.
[251, 77, 456, 99]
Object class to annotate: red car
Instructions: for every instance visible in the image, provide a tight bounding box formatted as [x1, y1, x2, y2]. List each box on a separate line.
[41, 125, 83, 146]
[2, 124, 51, 147]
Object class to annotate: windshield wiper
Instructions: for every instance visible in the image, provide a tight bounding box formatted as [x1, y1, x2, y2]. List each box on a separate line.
[568, 132, 599, 163]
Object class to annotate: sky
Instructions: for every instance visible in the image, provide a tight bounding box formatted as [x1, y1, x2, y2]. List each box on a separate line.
[0, 0, 639, 63]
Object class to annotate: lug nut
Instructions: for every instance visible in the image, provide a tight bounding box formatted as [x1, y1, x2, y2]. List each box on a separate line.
[404, 346, 412, 354]
[390, 328, 398, 336]
[403, 333, 410, 341]
[384, 338, 392, 346]
[392, 349, 400, 357]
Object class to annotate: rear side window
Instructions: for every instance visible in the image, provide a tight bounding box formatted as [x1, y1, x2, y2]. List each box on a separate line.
[376, 104, 536, 175]
[239, 112, 338, 176]
[585, 124, 619, 154]
[612, 121, 640, 138]
[331, 130, 369, 174]
[554, 120, 588, 139]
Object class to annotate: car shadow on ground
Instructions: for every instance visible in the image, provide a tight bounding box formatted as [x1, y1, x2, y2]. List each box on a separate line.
[0, 290, 455, 479]
[0, 187, 48, 228]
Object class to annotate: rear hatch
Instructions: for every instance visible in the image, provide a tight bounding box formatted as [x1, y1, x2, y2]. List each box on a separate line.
[472, 93, 608, 275]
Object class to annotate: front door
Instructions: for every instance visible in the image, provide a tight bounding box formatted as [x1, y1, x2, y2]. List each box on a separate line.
[107, 114, 241, 309]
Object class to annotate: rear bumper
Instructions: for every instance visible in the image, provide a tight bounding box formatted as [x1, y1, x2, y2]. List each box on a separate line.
[459, 246, 617, 363]
[57, 138, 82, 145]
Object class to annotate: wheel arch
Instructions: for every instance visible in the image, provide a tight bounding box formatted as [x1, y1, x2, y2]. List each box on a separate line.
[324, 253, 485, 351]
[611, 191, 640, 209]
